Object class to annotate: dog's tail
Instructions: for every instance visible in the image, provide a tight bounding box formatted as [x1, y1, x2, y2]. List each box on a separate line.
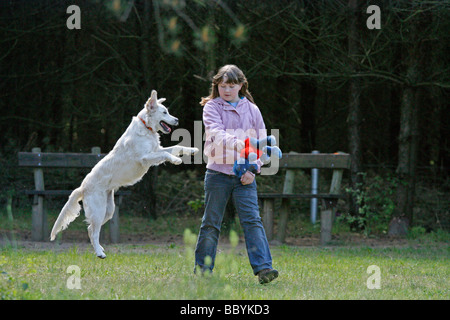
[50, 187, 83, 241]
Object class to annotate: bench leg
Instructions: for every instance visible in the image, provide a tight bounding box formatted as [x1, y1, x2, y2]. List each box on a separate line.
[32, 195, 46, 241]
[320, 208, 333, 245]
[320, 198, 337, 245]
[276, 198, 290, 243]
[109, 195, 121, 243]
[320, 168, 343, 245]
[31, 148, 48, 241]
[262, 198, 274, 241]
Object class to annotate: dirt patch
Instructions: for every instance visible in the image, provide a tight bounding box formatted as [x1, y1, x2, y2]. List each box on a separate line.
[283, 233, 411, 247]
[1, 228, 413, 253]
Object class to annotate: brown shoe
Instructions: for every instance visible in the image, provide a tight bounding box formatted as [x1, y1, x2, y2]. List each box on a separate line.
[257, 269, 279, 284]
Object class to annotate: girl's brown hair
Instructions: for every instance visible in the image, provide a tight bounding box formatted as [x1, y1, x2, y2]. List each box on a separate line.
[200, 64, 254, 106]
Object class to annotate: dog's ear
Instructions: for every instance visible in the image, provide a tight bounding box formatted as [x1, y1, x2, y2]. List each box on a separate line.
[145, 90, 158, 112]
[157, 98, 166, 104]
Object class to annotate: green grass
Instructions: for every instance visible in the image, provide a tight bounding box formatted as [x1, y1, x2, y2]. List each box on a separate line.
[1, 207, 449, 299]
[1, 239, 448, 300]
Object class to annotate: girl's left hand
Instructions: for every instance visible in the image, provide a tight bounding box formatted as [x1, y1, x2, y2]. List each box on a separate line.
[240, 171, 255, 185]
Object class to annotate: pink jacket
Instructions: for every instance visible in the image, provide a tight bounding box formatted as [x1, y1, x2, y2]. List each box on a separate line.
[203, 97, 267, 175]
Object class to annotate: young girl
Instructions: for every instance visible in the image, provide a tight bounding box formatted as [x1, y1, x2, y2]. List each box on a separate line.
[195, 64, 278, 284]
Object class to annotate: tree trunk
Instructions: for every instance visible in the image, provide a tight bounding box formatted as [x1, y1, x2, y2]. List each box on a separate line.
[140, 0, 158, 219]
[390, 85, 418, 235]
[390, 14, 423, 235]
[347, 0, 364, 229]
[300, 81, 316, 152]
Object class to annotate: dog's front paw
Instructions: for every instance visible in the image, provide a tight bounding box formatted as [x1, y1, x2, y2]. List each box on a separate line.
[171, 156, 183, 165]
[181, 147, 199, 156]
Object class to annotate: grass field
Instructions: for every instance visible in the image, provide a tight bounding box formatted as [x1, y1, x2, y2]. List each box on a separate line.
[1, 235, 448, 300]
[1, 208, 449, 300]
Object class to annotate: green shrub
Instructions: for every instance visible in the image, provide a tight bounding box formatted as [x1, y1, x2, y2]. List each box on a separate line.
[340, 172, 399, 235]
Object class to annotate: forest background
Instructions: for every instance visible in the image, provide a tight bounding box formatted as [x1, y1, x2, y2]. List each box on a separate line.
[0, 0, 448, 237]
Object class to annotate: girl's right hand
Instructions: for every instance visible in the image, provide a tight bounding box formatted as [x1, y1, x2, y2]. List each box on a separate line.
[235, 139, 245, 151]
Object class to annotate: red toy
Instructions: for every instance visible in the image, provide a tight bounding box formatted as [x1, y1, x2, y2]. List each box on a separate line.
[240, 138, 262, 160]
[233, 135, 282, 178]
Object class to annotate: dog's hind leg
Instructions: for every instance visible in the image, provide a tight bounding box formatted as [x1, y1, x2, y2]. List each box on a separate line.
[87, 219, 106, 259]
[104, 190, 115, 225]
[87, 224, 105, 258]
[84, 193, 107, 258]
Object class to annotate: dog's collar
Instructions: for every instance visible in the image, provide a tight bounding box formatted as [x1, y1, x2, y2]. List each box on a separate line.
[138, 116, 154, 132]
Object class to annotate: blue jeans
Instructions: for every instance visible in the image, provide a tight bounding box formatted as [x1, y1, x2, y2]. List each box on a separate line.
[195, 169, 273, 275]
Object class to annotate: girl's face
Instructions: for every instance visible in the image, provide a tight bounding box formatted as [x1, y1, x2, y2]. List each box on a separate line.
[218, 81, 243, 103]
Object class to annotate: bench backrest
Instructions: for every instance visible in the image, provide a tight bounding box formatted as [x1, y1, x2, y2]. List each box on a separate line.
[262, 152, 351, 244]
[271, 152, 350, 199]
[278, 152, 350, 170]
[18, 150, 105, 168]
[17, 147, 121, 243]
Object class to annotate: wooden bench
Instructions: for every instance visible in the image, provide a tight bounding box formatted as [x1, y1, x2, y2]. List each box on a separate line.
[258, 152, 350, 245]
[18, 147, 131, 242]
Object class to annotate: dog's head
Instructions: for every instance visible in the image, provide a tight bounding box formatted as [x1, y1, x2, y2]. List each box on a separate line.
[143, 90, 179, 134]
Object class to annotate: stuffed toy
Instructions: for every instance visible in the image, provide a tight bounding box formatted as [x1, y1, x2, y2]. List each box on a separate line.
[233, 135, 282, 178]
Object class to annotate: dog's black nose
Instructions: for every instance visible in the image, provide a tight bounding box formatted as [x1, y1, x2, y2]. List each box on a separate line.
[174, 118, 179, 126]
